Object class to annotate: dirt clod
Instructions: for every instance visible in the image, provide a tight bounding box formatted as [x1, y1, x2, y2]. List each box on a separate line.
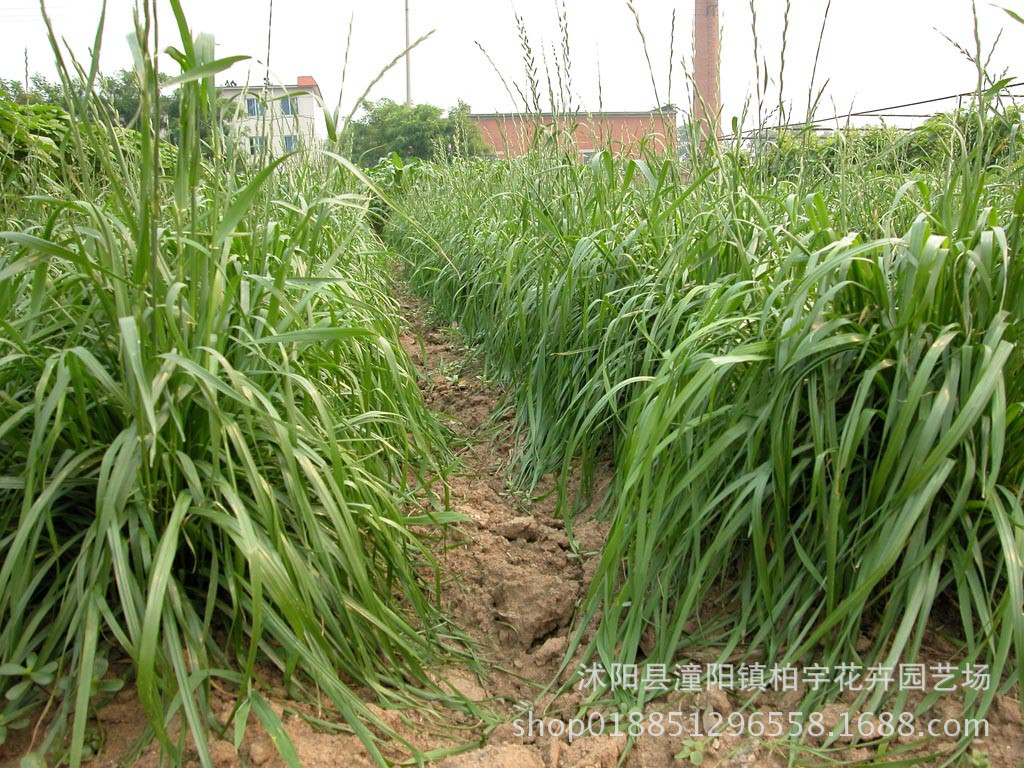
[246, 739, 275, 766]
[493, 569, 578, 649]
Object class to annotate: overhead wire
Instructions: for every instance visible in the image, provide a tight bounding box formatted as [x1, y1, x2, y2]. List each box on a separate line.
[720, 81, 1024, 141]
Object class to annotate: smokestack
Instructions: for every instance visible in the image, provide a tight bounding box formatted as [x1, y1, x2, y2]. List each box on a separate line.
[693, 0, 720, 144]
[405, 0, 412, 107]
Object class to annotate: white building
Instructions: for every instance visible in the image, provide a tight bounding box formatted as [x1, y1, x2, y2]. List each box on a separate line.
[220, 75, 324, 157]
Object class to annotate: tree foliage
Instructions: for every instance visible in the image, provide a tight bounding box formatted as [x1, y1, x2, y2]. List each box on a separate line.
[346, 98, 490, 165]
[1, 70, 182, 142]
[0, 99, 68, 187]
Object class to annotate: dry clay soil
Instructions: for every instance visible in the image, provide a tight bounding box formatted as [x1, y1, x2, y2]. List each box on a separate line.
[3, 297, 1022, 768]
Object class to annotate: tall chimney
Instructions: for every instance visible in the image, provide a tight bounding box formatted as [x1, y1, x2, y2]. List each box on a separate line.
[405, 0, 412, 106]
[693, 0, 720, 144]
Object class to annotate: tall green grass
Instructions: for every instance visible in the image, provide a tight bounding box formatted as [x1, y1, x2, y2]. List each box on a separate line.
[390, 78, 1024, 755]
[0, 3, 469, 766]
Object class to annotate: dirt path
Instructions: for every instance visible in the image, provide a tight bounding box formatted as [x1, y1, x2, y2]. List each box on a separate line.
[396, 296, 630, 768]
[397, 298, 797, 768]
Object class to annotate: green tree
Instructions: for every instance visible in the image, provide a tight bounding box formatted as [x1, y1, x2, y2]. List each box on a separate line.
[28, 74, 64, 105]
[0, 79, 26, 103]
[99, 69, 144, 126]
[0, 75, 64, 105]
[2, 71, 182, 142]
[347, 98, 490, 165]
[97, 70, 182, 142]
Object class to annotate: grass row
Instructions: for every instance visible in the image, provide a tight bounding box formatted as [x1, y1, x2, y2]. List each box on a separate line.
[389, 98, 1024, 756]
[0, 4, 474, 766]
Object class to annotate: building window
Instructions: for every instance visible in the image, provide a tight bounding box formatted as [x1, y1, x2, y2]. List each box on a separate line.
[284, 135, 299, 152]
[248, 136, 267, 155]
[246, 97, 265, 116]
[281, 96, 299, 116]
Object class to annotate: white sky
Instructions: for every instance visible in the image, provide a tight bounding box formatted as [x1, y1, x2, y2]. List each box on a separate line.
[1, 0, 1022, 131]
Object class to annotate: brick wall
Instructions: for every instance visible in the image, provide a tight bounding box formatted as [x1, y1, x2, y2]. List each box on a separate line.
[469, 112, 678, 159]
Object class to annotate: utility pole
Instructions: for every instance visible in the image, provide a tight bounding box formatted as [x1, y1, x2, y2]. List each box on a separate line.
[24, 48, 29, 93]
[404, 0, 412, 106]
[693, 0, 721, 146]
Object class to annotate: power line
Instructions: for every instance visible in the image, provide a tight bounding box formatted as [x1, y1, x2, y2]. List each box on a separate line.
[404, 0, 411, 107]
[720, 81, 1024, 141]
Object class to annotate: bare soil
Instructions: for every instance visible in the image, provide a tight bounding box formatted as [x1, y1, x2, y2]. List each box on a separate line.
[3, 296, 1021, 768]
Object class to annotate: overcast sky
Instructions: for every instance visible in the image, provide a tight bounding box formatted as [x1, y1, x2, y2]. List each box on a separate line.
[1, 0, 1022, 130]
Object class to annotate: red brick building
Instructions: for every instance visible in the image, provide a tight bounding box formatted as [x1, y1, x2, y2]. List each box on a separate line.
[468, 110, 678, 160]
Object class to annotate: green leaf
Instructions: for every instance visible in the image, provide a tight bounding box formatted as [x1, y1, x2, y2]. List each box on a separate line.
[234, 696, 251, 752]
[160, 55, 250, 87]
[213, 156, 288, 246]
[250, 692, 301, 768]
[5, 679, 32, 701]
[250, 327, 376, 345]
[1002, 6, 1024, 25]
